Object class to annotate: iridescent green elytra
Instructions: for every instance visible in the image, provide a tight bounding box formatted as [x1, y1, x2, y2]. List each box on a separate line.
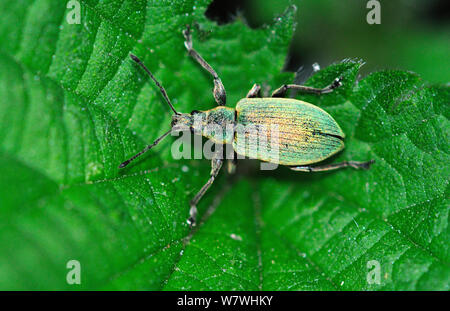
[119, 26, 374, 227]
[234, 98, 345, 165]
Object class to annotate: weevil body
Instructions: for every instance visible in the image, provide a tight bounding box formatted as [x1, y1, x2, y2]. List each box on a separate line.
[120, 26, 374, 227]
[172, 98, 345, 165]
[235, 98, 345, 165]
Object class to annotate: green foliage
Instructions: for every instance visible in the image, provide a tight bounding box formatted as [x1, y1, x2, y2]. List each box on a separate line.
[285, 0, 450, 84]
[0, 0, 448, 290]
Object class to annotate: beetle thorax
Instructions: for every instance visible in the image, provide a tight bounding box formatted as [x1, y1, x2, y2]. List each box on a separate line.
[171, 107, 235, 144]
[192, 107, 236, 144]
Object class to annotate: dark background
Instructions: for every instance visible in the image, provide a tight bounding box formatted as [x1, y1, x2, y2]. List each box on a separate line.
[205, 0, 450, 83]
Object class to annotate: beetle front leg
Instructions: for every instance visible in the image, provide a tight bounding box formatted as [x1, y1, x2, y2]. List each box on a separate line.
[271, 77, 343, 98]
[188, 156, 224, 227]
[290, 160, 374, 172]
[183, 25, 227, 106]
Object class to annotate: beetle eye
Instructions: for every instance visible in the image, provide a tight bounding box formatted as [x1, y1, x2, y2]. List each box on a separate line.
[190, 110, 200, 115]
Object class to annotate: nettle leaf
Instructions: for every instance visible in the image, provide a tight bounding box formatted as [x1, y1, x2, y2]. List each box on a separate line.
[0, 1, 448, 290]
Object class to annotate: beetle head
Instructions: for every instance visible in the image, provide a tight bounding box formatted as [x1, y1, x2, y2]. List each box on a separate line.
[171, 113, 193, 131]
[171, 110, 206, 134]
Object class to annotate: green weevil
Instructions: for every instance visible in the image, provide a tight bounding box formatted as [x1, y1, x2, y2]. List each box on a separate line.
[119, 26, 374, 227]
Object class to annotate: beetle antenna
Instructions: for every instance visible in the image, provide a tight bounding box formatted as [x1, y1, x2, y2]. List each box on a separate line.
[118, 129, 172, 169]
[130, 53, 179, 115]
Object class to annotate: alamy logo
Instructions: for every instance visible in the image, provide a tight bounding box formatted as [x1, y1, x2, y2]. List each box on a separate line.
[366, 260, 381, 285]
[66, 259, 81, 285]
[366, 0, 381, 24]
[169, 114, 281, 170]
[66, 0, 81, 25]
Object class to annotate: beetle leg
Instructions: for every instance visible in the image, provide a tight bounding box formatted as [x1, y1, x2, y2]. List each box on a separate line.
[227, 160, 237, 174]
[246, 84, 262, 98]
[183, 25, 227, 106]
[271, 76, 343, 97]
[188, 156, 224, 227]
[290, 160, 375, 172]
[227, 151, 238, 174]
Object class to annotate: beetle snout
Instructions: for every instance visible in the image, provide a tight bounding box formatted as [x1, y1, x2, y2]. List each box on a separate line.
[171, 113, 193, 131]
[170, 117, 177, 127]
